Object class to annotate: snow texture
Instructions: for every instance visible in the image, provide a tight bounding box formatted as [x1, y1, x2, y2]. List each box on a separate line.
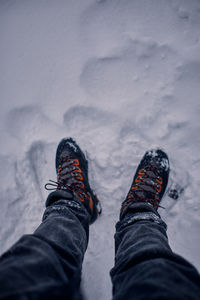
[1, 0, 200, 299]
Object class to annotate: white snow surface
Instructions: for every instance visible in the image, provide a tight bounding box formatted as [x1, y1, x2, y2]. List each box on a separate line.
[1, 0, 200, 299]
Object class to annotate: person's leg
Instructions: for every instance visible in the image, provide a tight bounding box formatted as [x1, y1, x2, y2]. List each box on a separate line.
[111, 203, 200, 300]
[0, 138, 101, 300]
[0, 191, 89, 300]
[111, 150, 200, 300]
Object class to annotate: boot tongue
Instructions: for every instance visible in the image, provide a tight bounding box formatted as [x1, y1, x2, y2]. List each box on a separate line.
[139, 184, 156, 193]
[134, 187, 157, 201]
[134, 190, 146, 199]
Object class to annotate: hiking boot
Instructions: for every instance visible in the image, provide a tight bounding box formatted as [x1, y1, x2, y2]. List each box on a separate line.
[45, 138, 101, 224]
[121, 149, 170, 216]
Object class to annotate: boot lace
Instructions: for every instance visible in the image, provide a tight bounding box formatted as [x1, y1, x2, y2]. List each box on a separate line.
[45, 157, 90, 204]
[124, 167, 164, 210]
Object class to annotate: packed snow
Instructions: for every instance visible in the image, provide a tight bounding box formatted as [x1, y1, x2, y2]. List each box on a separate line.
[1, 0, 200, 299]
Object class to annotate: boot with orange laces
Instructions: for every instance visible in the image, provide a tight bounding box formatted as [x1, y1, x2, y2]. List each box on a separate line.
[121, 149, 170, 219]
[45, 138, 101, 224]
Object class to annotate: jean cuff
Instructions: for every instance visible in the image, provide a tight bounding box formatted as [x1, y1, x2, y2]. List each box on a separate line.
[42, 199, 86, 221]
[118, 202, 167, 230]
[45, 190, 73, 207]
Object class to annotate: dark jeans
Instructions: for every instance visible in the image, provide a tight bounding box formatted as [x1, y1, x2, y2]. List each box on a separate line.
[0, 191, 199, 300]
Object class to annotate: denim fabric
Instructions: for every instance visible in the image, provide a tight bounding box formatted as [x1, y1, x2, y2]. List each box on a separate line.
[0, 192, 200, 300]
[111, 202, 200, 300]
[0, 191, 89, 300]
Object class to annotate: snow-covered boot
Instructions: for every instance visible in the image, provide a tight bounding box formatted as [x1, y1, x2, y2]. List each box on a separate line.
[121, 149, 170, 217]
[45, 138, 101, 224]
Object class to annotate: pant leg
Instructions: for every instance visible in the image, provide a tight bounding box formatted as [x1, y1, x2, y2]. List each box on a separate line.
[110, 203, 200, 300]
[0, 191, 90, 300]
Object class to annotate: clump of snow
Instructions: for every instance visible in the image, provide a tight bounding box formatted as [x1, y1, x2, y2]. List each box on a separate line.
[67, 141, 79, 153]
[160, 158, 169, 171]
[1, 1, 200, 299]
